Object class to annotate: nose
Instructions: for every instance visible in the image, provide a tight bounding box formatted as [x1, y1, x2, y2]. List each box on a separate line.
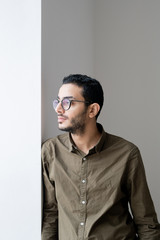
[55, 101, 65, 114]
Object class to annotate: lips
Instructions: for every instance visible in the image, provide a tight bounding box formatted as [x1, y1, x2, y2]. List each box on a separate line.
[58, 115, 68, 122]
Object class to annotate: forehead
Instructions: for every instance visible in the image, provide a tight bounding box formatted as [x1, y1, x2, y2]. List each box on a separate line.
[58, 83, 83, 99]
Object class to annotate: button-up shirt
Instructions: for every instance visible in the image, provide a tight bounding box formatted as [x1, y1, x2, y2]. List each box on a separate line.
[41, 124, 160, 240]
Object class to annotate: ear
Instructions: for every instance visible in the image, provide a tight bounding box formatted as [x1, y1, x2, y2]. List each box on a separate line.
[88, 103, 100, 119]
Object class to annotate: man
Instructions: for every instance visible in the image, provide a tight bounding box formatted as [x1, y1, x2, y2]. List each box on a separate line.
[42, 74, 160, 240]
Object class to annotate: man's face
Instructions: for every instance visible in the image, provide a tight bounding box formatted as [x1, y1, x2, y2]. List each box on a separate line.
[55, 83, 89, 135]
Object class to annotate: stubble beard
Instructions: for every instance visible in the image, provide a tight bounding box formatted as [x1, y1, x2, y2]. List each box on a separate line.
[58, 109, 87, 135]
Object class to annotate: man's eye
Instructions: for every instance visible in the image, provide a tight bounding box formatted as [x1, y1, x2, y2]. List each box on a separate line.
[63, 99, 70, 106]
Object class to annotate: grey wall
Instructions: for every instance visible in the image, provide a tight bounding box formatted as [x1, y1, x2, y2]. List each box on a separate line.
[42, 0, 160, 219]
[42, 0, 95, 140]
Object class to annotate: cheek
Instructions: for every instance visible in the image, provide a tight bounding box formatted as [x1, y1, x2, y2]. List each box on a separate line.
[73, 112, 87, 122]
[67, 106, 88, 122]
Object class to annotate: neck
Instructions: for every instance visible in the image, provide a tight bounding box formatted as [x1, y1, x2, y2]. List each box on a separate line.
[71, 122, 101, 154]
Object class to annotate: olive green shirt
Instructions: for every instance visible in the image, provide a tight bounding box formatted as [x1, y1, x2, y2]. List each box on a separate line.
[41, 124, 160, 240]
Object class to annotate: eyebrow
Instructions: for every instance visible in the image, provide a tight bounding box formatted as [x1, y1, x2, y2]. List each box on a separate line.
[57, 96, 75, 100]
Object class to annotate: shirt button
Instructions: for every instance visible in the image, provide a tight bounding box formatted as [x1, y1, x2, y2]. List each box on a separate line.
[80, 222, 84, 226]
[82, 200, 86, 204]
[82, 179, 86, 183]
[83, 157, 86, 161]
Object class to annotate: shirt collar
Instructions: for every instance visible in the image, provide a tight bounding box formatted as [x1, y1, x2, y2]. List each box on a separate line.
[68, 134, 78, 152]
[68, 123, 107, 154]
[94, 123, 107, 153]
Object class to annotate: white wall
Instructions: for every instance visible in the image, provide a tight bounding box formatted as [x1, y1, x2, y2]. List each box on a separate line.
[0, 1, 41, 239]
[42, 0, 160, 220]
[42, 0, 95, 141]
[95, 0, 160, 218]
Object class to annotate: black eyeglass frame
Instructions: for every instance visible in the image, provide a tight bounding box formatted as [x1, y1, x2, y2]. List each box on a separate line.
[53, 98, 92, 111]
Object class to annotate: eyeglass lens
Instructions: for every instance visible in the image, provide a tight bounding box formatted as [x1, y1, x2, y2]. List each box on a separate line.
[53, 98, 70, 110]
[62, 98, 70, 110]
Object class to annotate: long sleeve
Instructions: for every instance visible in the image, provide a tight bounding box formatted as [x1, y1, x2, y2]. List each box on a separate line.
[41, 142, 58, 240]
[127, 147, 160, 239]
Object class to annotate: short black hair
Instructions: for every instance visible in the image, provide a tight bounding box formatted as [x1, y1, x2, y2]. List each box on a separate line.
[62, 74, 104, 119]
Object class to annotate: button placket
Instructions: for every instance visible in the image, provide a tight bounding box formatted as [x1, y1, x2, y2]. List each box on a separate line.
[78, 157, 88, 240]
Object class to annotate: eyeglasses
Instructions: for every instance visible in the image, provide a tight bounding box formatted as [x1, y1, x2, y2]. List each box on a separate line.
[53, 98, 91, 111]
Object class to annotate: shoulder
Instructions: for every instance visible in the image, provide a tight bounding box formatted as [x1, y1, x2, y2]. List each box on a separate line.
[41, 133, 69, 153]
[41, 133, 69, 166]
[106, 132, 139, 155]
[105, 133, 143, 173]
[99, 123, 139, 154]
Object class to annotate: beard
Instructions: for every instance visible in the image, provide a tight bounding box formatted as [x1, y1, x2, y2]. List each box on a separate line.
[58, 109, 87, 135]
